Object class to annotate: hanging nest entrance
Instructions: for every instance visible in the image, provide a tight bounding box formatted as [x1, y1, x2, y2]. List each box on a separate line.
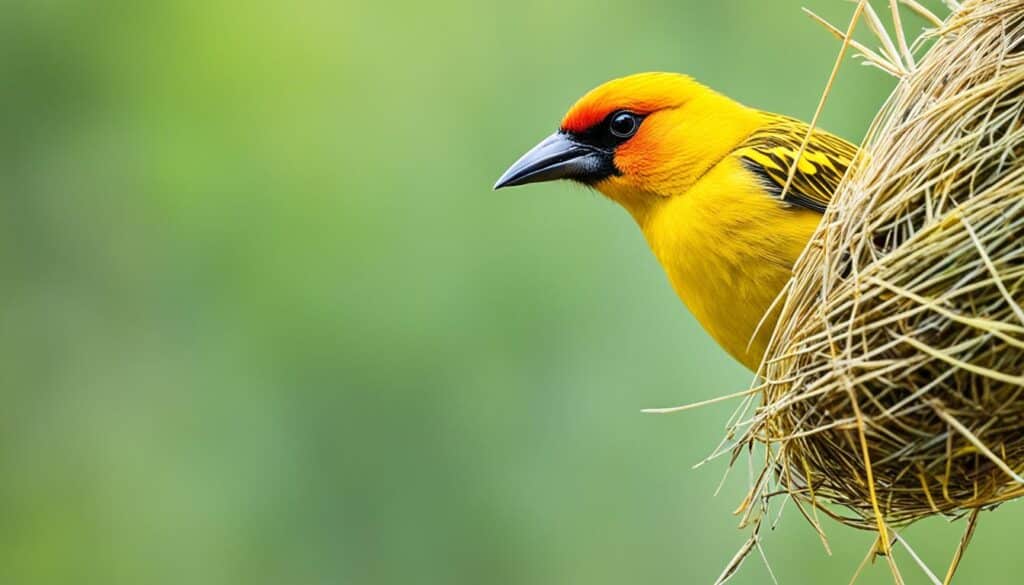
[714, 0, 1024, 582]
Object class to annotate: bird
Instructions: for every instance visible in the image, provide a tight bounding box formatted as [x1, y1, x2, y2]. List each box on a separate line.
[494, 72, 857, 372]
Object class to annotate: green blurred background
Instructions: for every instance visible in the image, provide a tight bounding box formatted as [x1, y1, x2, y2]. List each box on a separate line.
[2, 0, 1021, 583]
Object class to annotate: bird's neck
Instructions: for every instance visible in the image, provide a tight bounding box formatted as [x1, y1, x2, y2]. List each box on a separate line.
[595, 92, 764, 226]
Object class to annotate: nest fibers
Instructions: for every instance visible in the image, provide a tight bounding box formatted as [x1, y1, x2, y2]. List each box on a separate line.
[718, 0, 1024, 582]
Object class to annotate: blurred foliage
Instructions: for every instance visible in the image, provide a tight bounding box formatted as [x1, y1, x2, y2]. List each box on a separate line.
[1, 0, 1020, 584]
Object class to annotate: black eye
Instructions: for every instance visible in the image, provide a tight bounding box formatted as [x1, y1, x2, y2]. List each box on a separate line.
[608, 111, 640, 139]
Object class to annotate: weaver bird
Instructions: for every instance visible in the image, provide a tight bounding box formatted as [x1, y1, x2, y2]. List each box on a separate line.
[495, 73, 856, 371]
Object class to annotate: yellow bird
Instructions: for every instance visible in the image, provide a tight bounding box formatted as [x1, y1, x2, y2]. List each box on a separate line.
[495, 72, 857, 371]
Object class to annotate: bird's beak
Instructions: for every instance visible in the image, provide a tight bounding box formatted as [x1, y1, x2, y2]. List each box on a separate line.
[494, 132, 606, 190]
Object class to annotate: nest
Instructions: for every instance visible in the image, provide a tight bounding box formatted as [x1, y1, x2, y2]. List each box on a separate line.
[722, 0, 1024, 582]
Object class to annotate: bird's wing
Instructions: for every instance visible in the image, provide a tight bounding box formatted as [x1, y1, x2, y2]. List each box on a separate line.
[734, 114, 859, 213]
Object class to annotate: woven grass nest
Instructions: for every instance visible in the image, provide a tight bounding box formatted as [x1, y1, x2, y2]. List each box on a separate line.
[708, 0, 1024, 582]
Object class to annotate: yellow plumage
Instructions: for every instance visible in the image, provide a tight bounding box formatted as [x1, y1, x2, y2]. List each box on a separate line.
[497, 73, 858, 371]
[640, 152, 826, 370]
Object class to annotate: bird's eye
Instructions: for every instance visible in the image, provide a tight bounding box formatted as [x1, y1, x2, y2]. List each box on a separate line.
[609, 111, 640, 139]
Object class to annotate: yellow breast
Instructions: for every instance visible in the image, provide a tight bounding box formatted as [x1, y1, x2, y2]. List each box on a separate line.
[640, 156, 822, 371]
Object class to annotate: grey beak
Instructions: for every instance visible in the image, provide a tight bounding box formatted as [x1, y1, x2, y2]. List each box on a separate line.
[494, 133, 606, 190]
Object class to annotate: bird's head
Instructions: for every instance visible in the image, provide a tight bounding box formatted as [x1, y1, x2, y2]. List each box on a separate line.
[495, 72, 759, 222]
